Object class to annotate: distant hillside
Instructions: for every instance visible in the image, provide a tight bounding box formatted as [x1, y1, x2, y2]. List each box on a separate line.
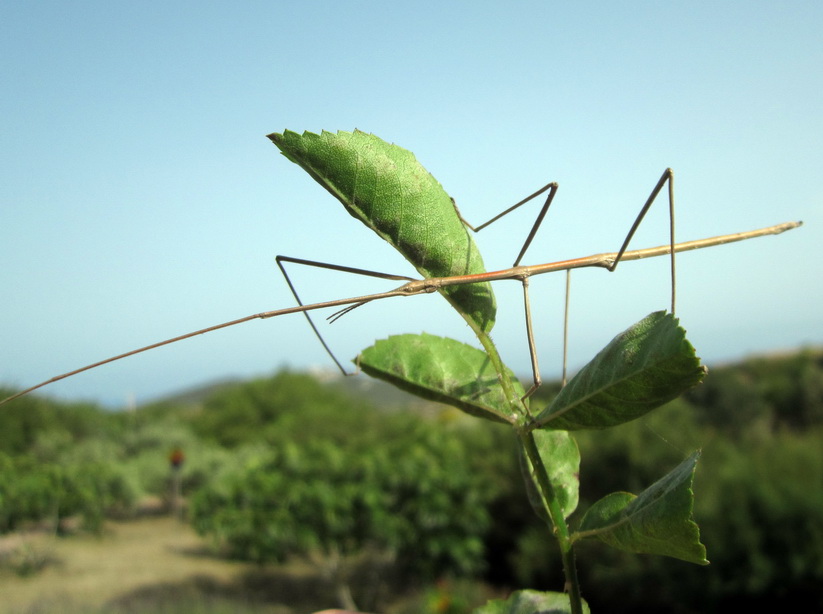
[141, 377, 244, 408]
[140, 367, 445, 414]
[137, 345, 823, 417]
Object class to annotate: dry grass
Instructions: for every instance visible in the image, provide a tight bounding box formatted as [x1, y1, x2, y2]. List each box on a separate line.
[0, 517, 335, 613]
[0, 516, 498, 613]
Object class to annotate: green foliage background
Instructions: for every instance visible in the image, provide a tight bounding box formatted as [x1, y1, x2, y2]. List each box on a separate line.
[1, 349, 822, 611]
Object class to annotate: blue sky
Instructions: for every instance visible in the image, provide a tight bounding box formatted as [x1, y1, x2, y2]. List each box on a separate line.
[1, 2, 819, 408]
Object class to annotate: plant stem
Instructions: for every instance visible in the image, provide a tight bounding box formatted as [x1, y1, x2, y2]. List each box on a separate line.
[519, 429, 583, 614]
[474, 329, 527, 420]
[473, 325, 584, 612]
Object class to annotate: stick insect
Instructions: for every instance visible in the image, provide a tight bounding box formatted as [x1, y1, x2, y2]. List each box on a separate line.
[0, 130, 801, 407]
[274, 131, 670, 397]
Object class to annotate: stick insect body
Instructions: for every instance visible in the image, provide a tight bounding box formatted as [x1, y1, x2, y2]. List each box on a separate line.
[0, 130, 802, 407]
[273, 131, 686, 399]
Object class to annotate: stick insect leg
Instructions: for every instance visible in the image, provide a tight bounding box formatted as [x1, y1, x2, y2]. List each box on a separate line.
[521, 277, 542, 399]
[520, 266, 570, 399]
[562, 270, 571, 388]
[454, 182, 559, 267]
[556, 170, 676, 391]
[453, 182, 560, 401]
[276, 255, 416, 375]
[609, 168, 676, 314]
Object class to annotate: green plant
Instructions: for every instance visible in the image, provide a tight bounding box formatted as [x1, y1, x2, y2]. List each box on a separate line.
[0, 452, 137, 534]
[265, 129, 769, 613]
[191, 422, 492, 611]
[0, 129, 800, 612]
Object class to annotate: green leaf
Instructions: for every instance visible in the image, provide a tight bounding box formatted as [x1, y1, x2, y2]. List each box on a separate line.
[577, 451, 708, 564]
[357, 333, 522, 424]
[535, 311, 706, 430]
[520, 430, 580, 520]
[474, 590, 590, 614]
[268, 129, 496, 332]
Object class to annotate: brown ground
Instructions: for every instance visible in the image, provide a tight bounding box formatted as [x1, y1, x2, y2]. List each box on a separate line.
[0, 516, 341, 613]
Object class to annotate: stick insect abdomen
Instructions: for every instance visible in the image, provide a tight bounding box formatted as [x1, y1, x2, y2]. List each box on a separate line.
[268, 129, 497, 333]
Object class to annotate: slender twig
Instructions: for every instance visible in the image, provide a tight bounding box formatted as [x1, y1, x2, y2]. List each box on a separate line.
[0, 221, 801, 406]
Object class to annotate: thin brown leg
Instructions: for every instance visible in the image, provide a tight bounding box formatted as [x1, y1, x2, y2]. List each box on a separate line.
[276, 255, 415, 375]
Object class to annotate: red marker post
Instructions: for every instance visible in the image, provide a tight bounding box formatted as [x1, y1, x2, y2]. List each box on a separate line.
[169, 448, 185, 520]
